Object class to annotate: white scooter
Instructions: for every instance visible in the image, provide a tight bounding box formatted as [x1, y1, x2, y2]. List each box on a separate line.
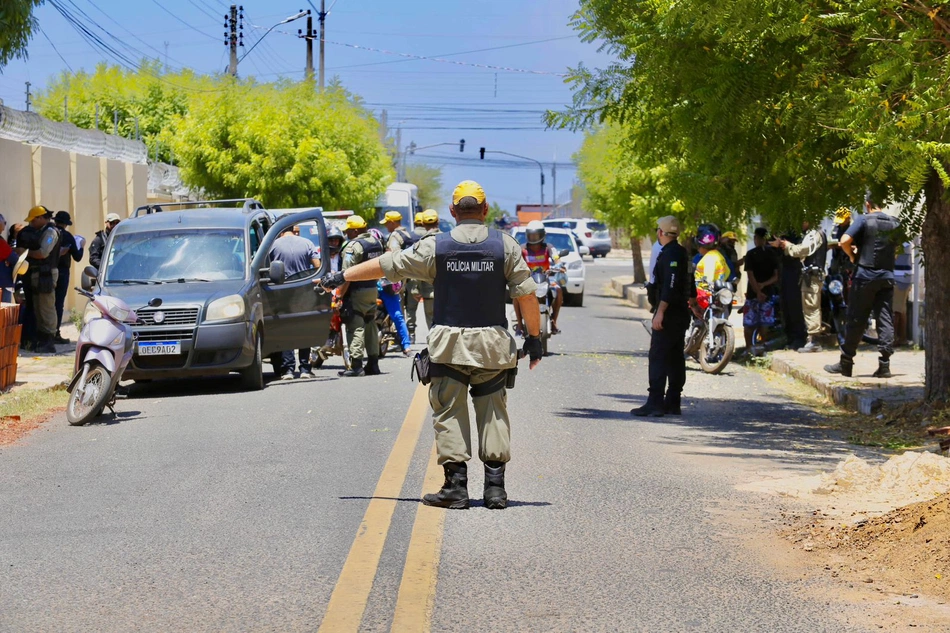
[530, 268, 564, 356]
[66, 267, 137, 426]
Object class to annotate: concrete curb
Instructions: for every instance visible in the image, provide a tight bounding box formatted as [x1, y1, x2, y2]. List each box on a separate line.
[609, 277, 651, 310]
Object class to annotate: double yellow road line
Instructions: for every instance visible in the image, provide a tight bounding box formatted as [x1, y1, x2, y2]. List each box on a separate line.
[318, 384, 446, 632]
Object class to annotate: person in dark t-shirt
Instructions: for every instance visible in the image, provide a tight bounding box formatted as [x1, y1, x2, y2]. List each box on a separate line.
[741, 228, 780, 355]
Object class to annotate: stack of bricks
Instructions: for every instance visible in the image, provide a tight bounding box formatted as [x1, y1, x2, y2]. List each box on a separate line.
[0, 303, 21, 391]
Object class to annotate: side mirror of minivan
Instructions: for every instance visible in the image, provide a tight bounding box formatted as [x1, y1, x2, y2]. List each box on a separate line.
[559, 248, 571, 258]
[579, 245, 591, 256]
[81, 265, 99, 291]
[267, 260, 286, 285]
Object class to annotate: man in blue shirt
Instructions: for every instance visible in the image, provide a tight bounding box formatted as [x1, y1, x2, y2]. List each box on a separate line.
[268, 227, 320, 380]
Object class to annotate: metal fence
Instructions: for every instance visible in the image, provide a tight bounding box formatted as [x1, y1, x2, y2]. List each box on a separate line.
[0, 104, 147, 164]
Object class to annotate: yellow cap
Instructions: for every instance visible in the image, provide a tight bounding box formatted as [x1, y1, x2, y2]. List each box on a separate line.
[25, 205, 51, 222]
[834, 207, 852, 225]
[421, 209, 439, 225]
[383, 210, 402, 223]
[345, 215, 367, 230]
[414, 212, 425, 226]
[452, 180, 486, 205]
[721, 231, 738, 241]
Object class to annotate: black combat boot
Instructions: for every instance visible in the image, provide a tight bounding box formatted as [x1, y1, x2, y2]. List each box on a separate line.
[35, 333, 57, 354]
[663, 393, 682, 415]
[872, 359, 892, 379]
[824, 357, 853, 377]
[483, 461, 508, 510]
[630, 394, 665, 417]
[422, 462, 469, 509]
[54, 330, 69, 344]
[365, 356, 381, 375]
[339, 358, 365, 377]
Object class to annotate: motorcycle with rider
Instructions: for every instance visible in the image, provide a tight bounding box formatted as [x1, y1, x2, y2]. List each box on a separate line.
[685, 223, 736, 374]
[513, 221, 566, 353]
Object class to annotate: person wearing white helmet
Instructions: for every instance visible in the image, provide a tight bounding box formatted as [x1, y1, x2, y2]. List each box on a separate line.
[513, 220, 564, 336]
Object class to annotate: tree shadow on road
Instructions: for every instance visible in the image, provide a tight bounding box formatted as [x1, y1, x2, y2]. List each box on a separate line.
[557, 394, 872, 468]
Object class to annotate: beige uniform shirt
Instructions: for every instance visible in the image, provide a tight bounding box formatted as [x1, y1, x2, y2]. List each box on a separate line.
[386, 227, 414, 253]
[379, 220, 536, 370]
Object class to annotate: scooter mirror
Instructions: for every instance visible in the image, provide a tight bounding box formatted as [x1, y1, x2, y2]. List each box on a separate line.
[80, 265, 99, 291]
[267, 260, 286, 285]
[559, 248, 571, 258]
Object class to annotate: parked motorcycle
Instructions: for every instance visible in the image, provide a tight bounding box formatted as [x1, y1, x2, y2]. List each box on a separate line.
[66, 270, 137, 426]
[310, 289, 350, 371]
[685, 280, 736, 374]
[821, 272, 879, 346]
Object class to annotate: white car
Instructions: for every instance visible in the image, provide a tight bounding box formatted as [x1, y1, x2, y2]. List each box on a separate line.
[511, 226, 587, 307]
[542, 218, 611, 258]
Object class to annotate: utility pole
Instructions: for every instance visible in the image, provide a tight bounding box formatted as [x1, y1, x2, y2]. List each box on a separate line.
[64, 96, 68, 122]
[163, 41, 169, 72]
[24, 82, 31, 112]
[305, 10, 314, 80]
[95, 104, 100, 130]
[226, 5, 239, 77]
[395, 126, 403, 181]
[113, 110, 118, 135]
[318, 0, 326, 91]
[552, 155, 557, 217]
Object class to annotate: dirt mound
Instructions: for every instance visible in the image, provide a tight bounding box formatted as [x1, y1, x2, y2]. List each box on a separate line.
[789, 492, 950, 601]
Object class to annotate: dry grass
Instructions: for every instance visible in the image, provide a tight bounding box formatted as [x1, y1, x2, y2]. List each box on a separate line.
[0, 387, 68, 445]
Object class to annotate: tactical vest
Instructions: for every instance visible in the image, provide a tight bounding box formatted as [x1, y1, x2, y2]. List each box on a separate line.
[802, 230, 828, 273]
[394, 228, 418, 251]
[22, 224, 61, 272]
[433, 230, 507, 328]
[523, 245, 550, 272]
[350, 237, 384, 289]
[857, 213, 900, 271]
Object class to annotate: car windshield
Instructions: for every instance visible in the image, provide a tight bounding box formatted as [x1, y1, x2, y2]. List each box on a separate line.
[544, 220, 577, 230]
[588, 222, 609, 236]
[515, 232, 575, 253]
[105, 229, 247, 284]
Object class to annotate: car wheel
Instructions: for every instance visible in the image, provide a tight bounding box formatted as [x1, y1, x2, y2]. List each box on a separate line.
[240, 331, 264, 391]
[565, 290, 584, 307]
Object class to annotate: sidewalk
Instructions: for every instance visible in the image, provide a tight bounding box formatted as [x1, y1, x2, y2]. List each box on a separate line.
[3, 323, 79, 394]
[608, 275, 926, 415]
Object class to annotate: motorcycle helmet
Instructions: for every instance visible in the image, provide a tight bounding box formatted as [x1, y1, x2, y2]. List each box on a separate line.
[327, 225, 344, 254]
[526, 220, 546, 245]
[694, 223, 721, 248]
[368, 228, 384, 242]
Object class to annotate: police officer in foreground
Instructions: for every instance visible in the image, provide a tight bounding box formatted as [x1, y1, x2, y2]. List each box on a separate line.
[339, 215, 384, 377]
[17, 206, 62, 353]
[632, 216, 693, 417]
[825, 194, 901, 378]
[318, 181, 543, 509]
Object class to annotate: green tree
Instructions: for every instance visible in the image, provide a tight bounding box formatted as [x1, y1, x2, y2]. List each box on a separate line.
[35, 62, 203, 162]
[485, 201, 507, 226]
[166, 81, 393, 213]
[552, 0, 950, 400]
[0, 0, 42, 68]
[405, 163, 443, 210]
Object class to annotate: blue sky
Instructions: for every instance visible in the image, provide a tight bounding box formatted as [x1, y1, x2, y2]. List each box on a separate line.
[0, 0, 612, 212]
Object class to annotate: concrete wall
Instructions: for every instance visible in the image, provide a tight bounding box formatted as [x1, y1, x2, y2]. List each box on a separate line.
[0, 138, 147, 314]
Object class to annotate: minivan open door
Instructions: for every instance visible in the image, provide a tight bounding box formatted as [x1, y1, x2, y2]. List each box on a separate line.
[252, 209, 332, 356]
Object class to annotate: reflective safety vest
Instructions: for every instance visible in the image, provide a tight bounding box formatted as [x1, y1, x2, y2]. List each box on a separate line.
[522, 244, 551, 272]
[350, 236, 384, 289]
[433, 230, 507, 328]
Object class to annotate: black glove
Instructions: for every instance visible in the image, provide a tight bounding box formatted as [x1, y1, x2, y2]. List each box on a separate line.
[523, 335, 543, 362]
[319, 271, 346, 289]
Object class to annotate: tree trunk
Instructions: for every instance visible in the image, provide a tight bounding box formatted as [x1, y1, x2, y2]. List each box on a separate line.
[630, 235, 647, 283]
[922, 170, 950, 401]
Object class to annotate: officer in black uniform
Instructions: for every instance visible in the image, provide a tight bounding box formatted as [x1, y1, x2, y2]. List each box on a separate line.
[825, 195, 901, 378]
[53, 211, 84, 343]
[18, 206, 62, 353]
[633, 216, 694, 417]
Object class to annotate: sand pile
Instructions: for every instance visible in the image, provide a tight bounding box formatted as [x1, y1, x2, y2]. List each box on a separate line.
[814, 452, 950, 501]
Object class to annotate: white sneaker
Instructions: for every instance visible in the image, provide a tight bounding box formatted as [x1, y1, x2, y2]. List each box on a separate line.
[299, 370, 314, 379]
[280, 373, 296, 381]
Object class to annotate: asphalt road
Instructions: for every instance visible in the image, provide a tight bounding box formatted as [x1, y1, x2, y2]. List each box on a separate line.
[0, 260, 877, 632]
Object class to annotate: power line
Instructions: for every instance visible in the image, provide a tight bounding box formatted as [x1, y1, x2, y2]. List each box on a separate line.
[80, 0, 190, 70]
[148, 0, 219, 41]
[38, 26, 73, 72]
[184, 0, 220, 21]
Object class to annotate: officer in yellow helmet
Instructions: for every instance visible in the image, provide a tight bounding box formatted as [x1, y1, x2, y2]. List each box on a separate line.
[413, 212, 427, 238]
[318, 181, 543, 509]
[411, 209, 441, 330]
[382, 210, 418, 254]
[338, 214, 385, 377]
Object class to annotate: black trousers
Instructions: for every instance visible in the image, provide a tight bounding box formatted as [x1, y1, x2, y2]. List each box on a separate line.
[841, 277, 894, 362]
[55, 267, 70, 331]
[780, 268, 806, 347]
[648, 318, 689, 403]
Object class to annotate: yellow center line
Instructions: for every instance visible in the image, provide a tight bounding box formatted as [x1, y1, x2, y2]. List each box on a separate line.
[390, 443, 446, 633]
[318, 383, 430, 633]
